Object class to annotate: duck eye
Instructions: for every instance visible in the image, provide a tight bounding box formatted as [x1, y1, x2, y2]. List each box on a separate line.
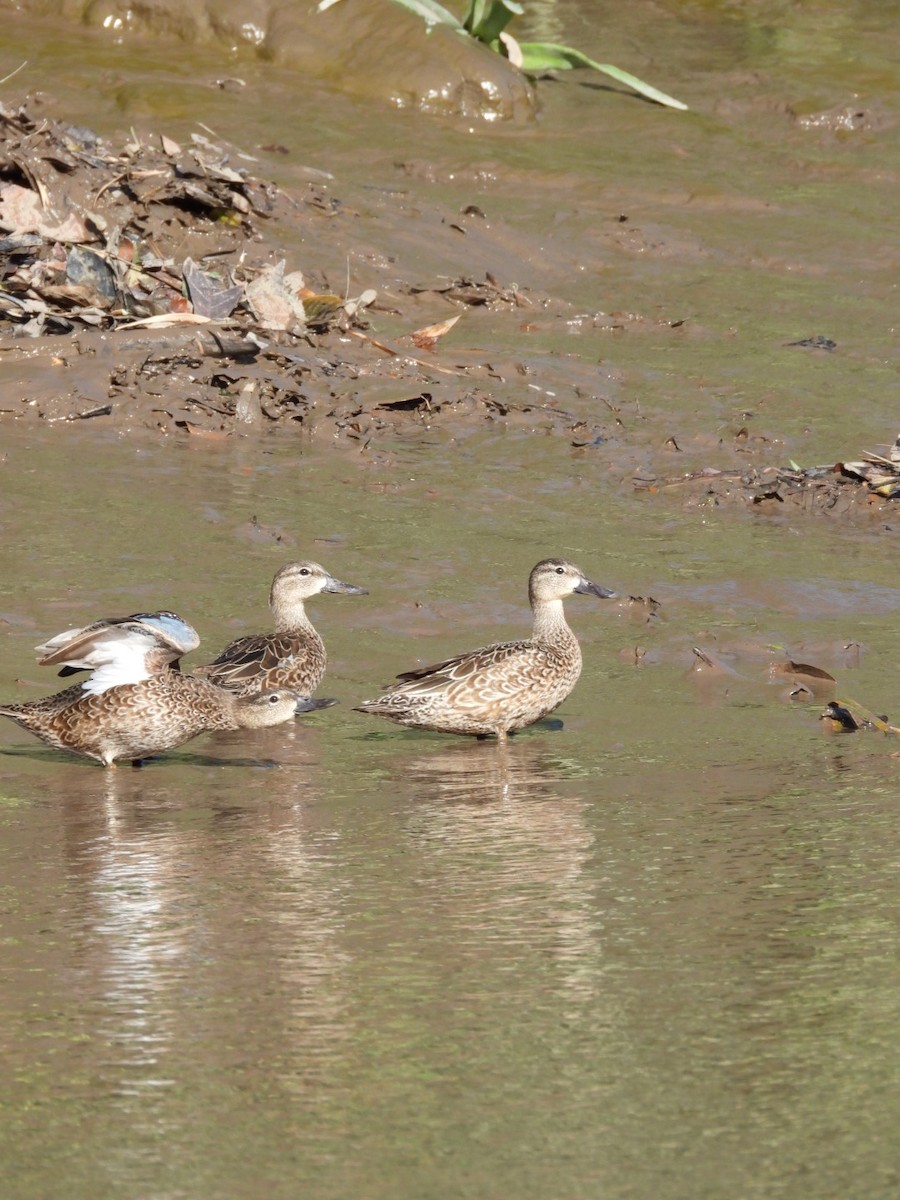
[269, 693, 281, 703]
[555, 566, 565, 575]
[299, 568, 311, 576]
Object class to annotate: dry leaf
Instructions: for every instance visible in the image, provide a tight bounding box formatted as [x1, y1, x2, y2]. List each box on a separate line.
[245, 260, 306, 331]
[183, 256, 244, 320]
[410, 313, 461, 350]
[117, 312, 213, 330]
[0, 182, 91, 242]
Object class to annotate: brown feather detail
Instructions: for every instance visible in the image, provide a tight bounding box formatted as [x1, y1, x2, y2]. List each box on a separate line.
[198, 560, 365, 697]
[0, 674, 300, 766]
[198, 629, 326, 696]
[394, 639, 536, 689]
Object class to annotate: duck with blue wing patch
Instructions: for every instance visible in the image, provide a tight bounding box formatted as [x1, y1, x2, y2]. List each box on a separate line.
[1, 612, 309, 766]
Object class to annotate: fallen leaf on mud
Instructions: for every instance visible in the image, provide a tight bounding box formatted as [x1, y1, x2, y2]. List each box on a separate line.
[0, 182, 91, 241]
[117, 312, 214, 330]
[65, 246, 118, 304]
[245, 261, 306, 331]
[160, 134, 181, 156]
[769, 660, 836, 698]
[409, 314, 461, 350]
[343, 288, 377, 318]
[182, 257, 244, 320]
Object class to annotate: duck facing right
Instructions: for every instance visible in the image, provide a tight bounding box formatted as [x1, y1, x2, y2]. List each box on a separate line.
[354, 558, 615, 743]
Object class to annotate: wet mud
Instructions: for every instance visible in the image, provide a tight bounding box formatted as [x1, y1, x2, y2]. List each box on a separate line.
[27, 0, 535, 121]
[2, 96, 897, 520]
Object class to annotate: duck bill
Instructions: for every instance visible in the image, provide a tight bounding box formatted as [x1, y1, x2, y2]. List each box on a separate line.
[574, 579, 616, 599]
[295, 696, 339, 714]
[322, 577, 368, 596]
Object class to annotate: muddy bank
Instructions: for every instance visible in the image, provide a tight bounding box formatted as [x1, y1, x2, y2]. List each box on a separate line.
[0, 102, 567, 432]
[1, 99, 898, 519]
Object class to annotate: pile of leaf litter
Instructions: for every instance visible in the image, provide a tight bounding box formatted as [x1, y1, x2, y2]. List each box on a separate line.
[0, 99, 599, 442]
[633, 433, 900, 516]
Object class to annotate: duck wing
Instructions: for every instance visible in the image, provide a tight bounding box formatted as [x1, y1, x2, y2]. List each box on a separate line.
[391, 639, 545, 698]
[37, 611, 198, 675]
[37, 621, 198, 694]
[200, 631, 322, 692]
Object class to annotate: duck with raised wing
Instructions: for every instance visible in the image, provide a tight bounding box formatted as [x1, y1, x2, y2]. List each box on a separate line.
[0, 614, 313, 766]
[36, 610, 200, 680]
[354, 558, 615, 742]
[198, 561, 367, 697]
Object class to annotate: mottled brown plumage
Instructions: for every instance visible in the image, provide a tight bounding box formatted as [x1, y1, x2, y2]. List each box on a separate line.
[0, 674, 305, 766]
[354, 558, 615, 742]
[198, 561, 367, 697]
[1, 610, 311, 766]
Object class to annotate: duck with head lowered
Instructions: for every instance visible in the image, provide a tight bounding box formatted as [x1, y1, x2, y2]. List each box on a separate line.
[0, 611, 313, 767]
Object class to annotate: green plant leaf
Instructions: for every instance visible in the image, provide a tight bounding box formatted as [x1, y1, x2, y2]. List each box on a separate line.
[372, 0, 462, 28]
[517, 41, 688, 110]
[464, 0, 524, 42]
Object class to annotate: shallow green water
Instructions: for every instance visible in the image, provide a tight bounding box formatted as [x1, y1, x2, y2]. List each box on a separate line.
[2, 3, 900, 1199]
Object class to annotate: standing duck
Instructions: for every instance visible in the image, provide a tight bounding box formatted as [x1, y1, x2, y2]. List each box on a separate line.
[0, 614, 310, 766]
[197, 561, 367, 697]
[355, 558, 615, 742]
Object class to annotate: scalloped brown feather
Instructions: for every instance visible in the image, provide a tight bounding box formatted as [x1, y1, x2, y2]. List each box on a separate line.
[355, 559, 613, 741]
[0, 674, 299, 766]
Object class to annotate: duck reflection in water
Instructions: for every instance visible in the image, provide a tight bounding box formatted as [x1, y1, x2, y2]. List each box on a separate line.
[399, 732, 578, 805]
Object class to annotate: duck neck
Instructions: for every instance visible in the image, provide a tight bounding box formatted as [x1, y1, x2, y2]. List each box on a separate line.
[271, 597, 313, 634]
[531, 597, 576, 646]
